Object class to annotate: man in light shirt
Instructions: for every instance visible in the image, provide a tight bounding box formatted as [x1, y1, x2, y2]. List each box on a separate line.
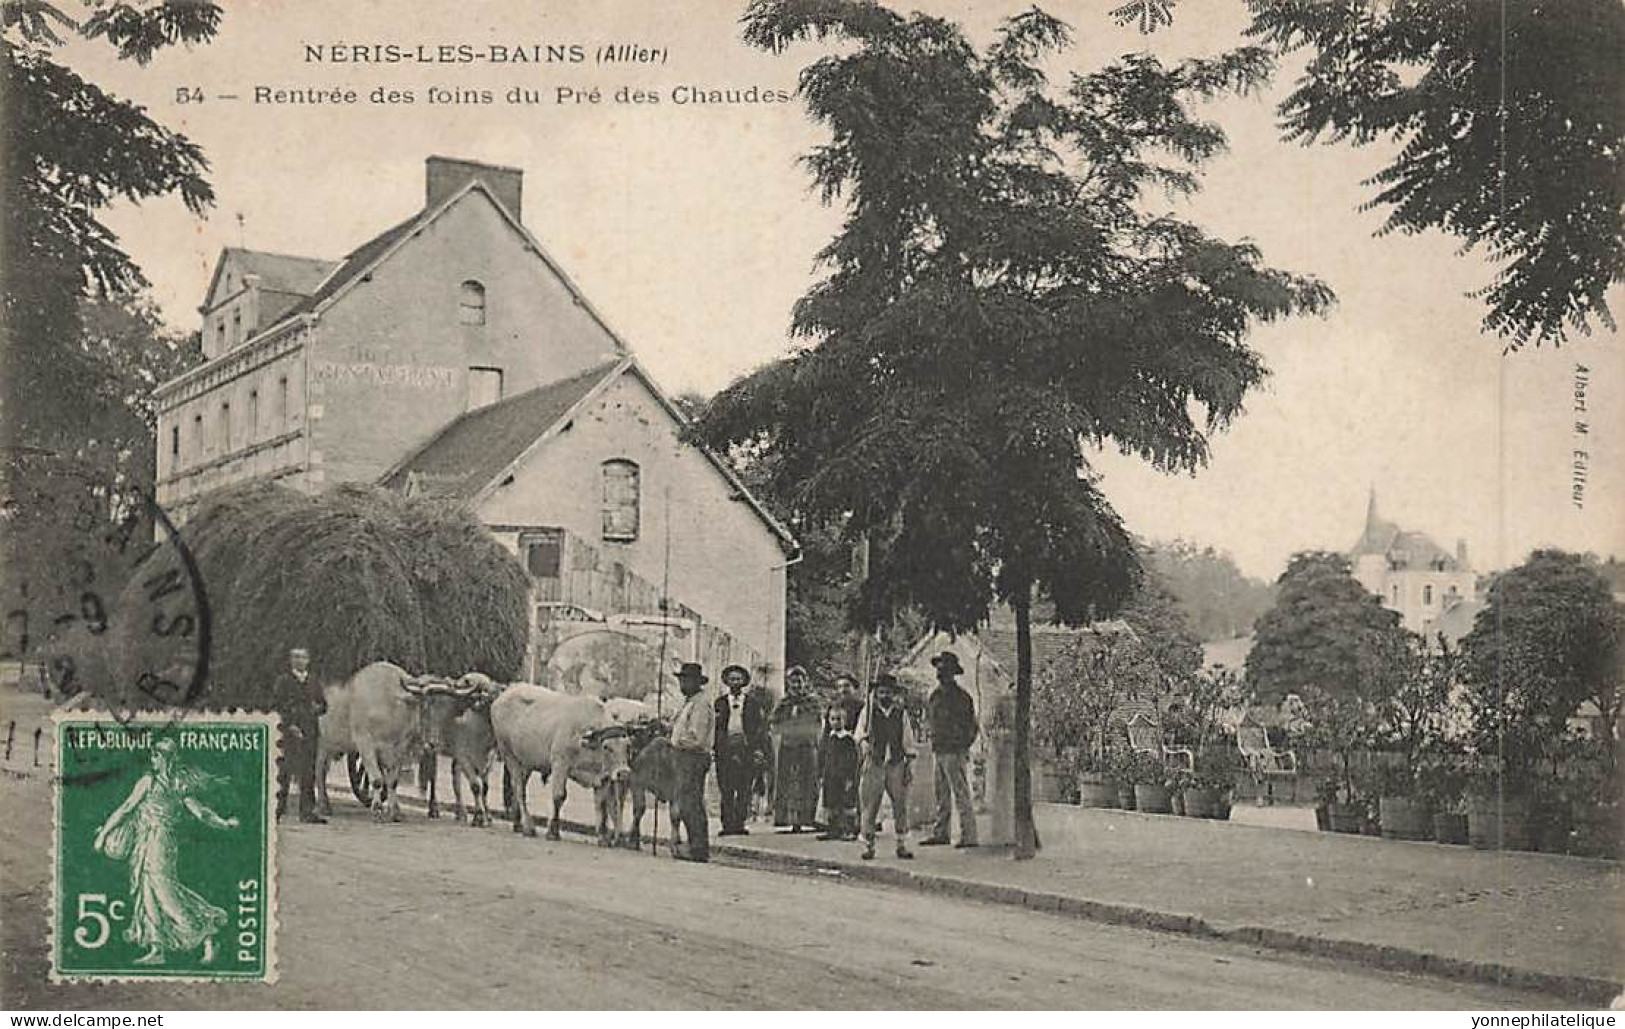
[669, 662, 714, 862]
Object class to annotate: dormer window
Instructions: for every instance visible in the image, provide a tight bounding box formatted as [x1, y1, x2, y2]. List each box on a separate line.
[458, 280, 487, 325]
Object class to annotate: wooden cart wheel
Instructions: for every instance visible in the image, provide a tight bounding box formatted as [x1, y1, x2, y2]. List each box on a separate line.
[347, 752, 372, 806]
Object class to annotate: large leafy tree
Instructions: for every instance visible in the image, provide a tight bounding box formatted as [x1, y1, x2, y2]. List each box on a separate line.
[1461, 549, 1622, 788]
[1142, 539, 1275, 642]
[1119, 558, 1203, 684]
[697, 1, 1331, 857]
[1242, 0, 1624, 348]
[2, 2, 217, 591]
[1245, 550, 1405, 705]
[2, 1, 217, 679]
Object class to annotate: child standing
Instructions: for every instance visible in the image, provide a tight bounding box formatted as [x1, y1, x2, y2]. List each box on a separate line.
[816, 706, 859, 841]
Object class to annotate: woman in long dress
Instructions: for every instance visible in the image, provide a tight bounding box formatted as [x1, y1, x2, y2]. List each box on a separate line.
[94, 737, 238, 965]
[770, 666, 823, 832]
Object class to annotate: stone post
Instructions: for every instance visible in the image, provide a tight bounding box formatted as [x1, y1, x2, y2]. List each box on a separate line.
[984, 693, 1016, 845]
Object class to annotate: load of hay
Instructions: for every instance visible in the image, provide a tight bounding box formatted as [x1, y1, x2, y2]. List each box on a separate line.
[107, 483, 530, 710]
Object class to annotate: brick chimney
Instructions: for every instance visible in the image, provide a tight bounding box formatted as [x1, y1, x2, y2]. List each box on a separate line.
[425, 156, 522, 221]
[1456, 538, 1469, 568]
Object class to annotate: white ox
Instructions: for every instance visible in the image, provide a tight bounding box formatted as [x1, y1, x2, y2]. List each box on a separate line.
[315, 661, 448, 822]
[490, 684, 633, 844]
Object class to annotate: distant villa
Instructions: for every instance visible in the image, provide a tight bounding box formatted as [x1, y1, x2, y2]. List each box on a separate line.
[1349, 489, 1482, 641]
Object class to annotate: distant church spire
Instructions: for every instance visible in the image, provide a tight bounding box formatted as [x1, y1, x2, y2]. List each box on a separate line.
[1365, 485, 1379, 534]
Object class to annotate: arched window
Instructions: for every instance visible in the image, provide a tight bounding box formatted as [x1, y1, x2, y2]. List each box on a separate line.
[458, 280, 487, 325]
[601, 460, 640, 541]
[1423, 584, 1433, 606]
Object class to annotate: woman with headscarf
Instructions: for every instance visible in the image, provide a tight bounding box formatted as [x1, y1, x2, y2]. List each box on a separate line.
[769, 665, 823, 832]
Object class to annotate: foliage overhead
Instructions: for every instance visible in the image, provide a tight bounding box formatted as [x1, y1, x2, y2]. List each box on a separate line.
[1244, 0, 1625, 348]
[706, 0, 1332, 636]
[1244, 550, 1406, 705]
[2, 1, 217, 605]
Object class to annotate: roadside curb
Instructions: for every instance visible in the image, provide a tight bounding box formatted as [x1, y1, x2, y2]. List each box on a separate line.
[392, 795, 1620, 1006]
[711, 839, 1622, 1006]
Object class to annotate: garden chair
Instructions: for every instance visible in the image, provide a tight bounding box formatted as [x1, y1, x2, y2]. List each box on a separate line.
[1236, 722, 1298, 804]
[1125, 712, 1194, 772]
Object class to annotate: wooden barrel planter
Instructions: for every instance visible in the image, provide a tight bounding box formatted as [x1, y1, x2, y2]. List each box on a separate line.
[1468, 796, 1532, 851]
[1182, 787, 1223, 819]
[1328, 802, 1364, 834]
[1077, 779, 1117, 809]
[1116, 784, 1137, 811]
[1134, 783, 1173, 814]
[1433, 811, 1469, 845]
[1530, 801, 1574, 854]
[1379, 797, 1434, 841]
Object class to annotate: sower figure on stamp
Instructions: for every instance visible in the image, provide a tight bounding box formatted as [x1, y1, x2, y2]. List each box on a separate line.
[273, 646, 327, 824]
[921, 651, 979, 848]
[855, 673, 917, 861]
[713, 663, 767, 836]
[669, 662, 714, 862]
[93, 738, 237, 966]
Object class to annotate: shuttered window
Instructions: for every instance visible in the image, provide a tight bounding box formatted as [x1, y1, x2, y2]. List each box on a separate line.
[601, 460, 640, 541]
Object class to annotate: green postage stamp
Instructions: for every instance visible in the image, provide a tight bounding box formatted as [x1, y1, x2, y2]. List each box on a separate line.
[51, 711, 278, 983]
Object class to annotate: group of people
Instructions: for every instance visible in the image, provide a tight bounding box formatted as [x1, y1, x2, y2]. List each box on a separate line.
[665, 650, 981, 863]
[267, 641, 986, 865]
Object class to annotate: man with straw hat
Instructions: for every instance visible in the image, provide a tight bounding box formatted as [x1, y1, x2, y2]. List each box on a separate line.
[669, 661, 714, 862]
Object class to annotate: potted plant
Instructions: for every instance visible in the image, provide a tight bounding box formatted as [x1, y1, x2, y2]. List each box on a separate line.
[1466, 760, 1534, 851]
[1185, 746, 1240, 819]
[1418, 751, 1469, 844]
[1312, 775, 1339, 831]
[1074, 750, 1117, 808]
[1323, 775, 1363, 834]
[1166, 767, 1192, 816]
[1127, 751, 1173, 813]
[1107, 749, 1138, 810]
[1372, 761, 1433, 841]
[1299, 686, 1376, 834]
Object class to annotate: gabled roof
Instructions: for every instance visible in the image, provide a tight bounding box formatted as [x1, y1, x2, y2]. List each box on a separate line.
[378, 357, 799, 552]
[202, 248, 335, 308]
[380, 361, 619, 499]
[280, 179, 629, 358]
[286, 217, 418, 318]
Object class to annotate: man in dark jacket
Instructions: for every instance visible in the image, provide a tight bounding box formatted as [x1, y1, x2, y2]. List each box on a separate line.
[713, 664, 767, 836]
[273, 646, 327, 824]
[921, 651, 979, 847]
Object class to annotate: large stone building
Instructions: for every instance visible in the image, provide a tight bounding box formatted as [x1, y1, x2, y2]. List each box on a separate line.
[1349, 490, 1478, 638]
[153, 157, 797, 690]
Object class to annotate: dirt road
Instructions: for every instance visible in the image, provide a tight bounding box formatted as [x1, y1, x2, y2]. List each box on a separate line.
[1, 758, 1569, 1011]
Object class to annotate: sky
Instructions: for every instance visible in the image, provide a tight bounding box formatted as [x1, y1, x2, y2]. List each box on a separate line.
[55, 0, 1624, 582]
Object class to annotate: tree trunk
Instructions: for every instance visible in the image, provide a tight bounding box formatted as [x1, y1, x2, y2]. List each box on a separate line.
[1012, 584, 1041, 858]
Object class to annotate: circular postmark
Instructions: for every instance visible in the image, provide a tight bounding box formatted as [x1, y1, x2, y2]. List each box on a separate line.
[2, 451, 211, 730]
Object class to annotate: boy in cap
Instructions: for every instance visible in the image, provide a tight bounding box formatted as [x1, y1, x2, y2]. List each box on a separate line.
[669, 662, 714, 862]
[854, 673, 917, 860]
